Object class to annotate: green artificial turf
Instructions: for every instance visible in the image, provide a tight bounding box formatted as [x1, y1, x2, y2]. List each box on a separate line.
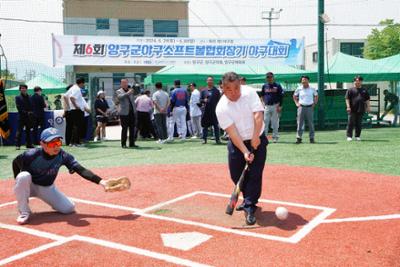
[1, 127, 399, 179]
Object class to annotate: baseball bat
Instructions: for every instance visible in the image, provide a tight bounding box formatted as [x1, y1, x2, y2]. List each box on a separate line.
[225, 163, 250, 215]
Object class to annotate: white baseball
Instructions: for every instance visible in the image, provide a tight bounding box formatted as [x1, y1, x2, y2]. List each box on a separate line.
[275, 207, 288, 220]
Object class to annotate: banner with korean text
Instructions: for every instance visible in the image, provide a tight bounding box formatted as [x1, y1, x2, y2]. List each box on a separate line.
[52, 35, 304, 66]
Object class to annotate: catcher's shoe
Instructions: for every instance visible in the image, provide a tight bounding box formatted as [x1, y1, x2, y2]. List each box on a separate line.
[16, 212, 30, 225]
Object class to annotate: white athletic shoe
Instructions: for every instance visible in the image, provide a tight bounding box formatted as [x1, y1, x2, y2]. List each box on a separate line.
[347, 137, 352, 141]
[94, 137, 99, 142]
[355, 137, 361, 141]
[16, 212, 30, 225]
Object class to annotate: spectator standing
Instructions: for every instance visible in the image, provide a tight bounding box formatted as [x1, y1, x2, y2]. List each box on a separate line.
[152, 82, 170, 143]
[189, 83, 202, 138]
[200, 76, 221, 144]
[135, 90, 157, 139]
[293, 76, 318, 144]
[115, 79, 138, 148]
[15, 84, 34, 149]
[94, 90, 109, 142]
[31, 86, 47, 145]
[64, 78, 90, 146]
[260, 72, 284, 143]
[345, 76, 370, 141]
[170, 80, 189, 140]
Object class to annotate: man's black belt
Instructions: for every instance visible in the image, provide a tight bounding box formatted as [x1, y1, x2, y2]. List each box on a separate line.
[300, 104, 313, 107]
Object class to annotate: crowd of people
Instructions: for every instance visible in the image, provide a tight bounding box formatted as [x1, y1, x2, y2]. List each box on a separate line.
[12, 73, 399, 150]
[10, 71, 399, 226]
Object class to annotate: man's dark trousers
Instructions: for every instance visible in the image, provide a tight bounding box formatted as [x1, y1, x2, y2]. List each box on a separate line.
[347, 112, 363, 138]
[202, 122, 220, 142]
[154, 113, 168, 140]
[69, 109, 84, 145]
[120, 110, 136, 147]
[15, 115, 33, 147]
[227, 134, 268, 214]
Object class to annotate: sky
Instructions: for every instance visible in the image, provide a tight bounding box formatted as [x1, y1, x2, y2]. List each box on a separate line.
[0, 0, 399, 68]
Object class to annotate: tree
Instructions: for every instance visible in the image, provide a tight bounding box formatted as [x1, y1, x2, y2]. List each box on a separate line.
[0, 70, 16, 80]
[364, 19, 400, 59]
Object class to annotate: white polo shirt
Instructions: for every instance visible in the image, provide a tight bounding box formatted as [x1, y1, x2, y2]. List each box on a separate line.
[294, 86, 317, 106]
[216, 85, 265, 141]
[64, 84, 87, 111]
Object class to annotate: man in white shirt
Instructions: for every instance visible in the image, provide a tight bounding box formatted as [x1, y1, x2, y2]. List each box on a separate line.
[152, 82, 170, 143]
[189, 83, 202, 138]
[64, 78, 90, 146]
[216, 72, 268, 226]
[293, 75, 318, 144]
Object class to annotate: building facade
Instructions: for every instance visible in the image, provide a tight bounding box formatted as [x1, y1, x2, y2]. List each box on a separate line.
[305, 38, 366, 72]
[63, 0, 188, 99]
[305, 38, 388, 112]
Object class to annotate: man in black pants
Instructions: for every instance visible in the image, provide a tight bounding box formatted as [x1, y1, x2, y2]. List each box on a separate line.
[200, 76, 221, 144]
[15, 84, 34, 150]
[116, 79, 138, 148]
[345, 75, 370, 141]
[31, 86, 47, 145]
[216, 72, 267, 225]
[64, 78, 90, 146]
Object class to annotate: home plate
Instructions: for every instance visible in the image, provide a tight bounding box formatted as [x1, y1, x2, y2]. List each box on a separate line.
[161, 232, 212, 251]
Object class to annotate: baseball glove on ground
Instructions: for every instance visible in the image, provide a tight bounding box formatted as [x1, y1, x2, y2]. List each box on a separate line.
[103, 177, 131, 192]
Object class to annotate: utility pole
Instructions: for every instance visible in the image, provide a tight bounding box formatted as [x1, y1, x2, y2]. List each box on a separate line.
[261, 8, 283, 39]
[317, 0, 327, 129]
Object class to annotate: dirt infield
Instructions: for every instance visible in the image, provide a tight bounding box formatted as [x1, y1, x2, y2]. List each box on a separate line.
[0, 164, 399, 266]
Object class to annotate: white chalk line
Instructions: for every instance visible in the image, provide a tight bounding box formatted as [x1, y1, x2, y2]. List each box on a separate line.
[73, 235, 212, 267]
[322, 214, 400, 223]
[290, 208, 336, 243]
[0, 222, 65, 241]
[0, 200, 17, 208]
[0, 237, 72, 266]
[197, 191, 334, 211]
[136, 191, 336, 244]
[0, 222, 212, 267]
[139, 191, 200, 213]
[69, 197, 141, 212]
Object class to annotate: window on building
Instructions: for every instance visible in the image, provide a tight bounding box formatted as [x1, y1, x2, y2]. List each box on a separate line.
[312, 51, 318, 63]
[96, 18, 110, 30]
[76, 73, 89, 83]
[134, 73, 147, 83]
[153, 20, 179, 37]
[119, 20, 144, 36]
[113, 73, 125, 89]
[340, 42, 364, 58]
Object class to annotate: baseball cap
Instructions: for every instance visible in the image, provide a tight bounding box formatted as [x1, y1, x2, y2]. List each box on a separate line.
[97, 90, 104, 96]
[266, 72, 274, 77]
[40, 128, 63, 142]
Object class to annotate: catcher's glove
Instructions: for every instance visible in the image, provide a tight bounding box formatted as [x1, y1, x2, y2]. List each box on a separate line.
[102, 177, 131, 192]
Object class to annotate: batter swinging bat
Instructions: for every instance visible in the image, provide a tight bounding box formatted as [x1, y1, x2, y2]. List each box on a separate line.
[225, 163, 250, 215]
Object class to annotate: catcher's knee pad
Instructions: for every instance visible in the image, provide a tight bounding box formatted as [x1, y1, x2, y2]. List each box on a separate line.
[16, 171, 32, 184]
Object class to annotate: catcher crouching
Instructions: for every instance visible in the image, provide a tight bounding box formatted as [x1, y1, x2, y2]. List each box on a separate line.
[12, 127, 130, 225]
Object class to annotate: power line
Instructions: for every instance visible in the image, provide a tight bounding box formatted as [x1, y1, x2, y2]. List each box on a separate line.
[188, 8, 221, 38]
[214, 1, 244, 38]
[0, 17, 386, 28]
